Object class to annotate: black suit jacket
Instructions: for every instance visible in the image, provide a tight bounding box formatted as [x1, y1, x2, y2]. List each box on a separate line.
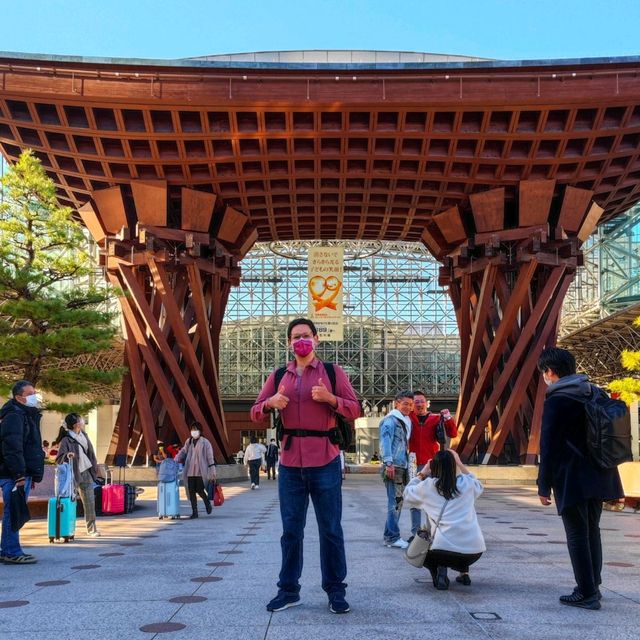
[537, 392, 623, 514]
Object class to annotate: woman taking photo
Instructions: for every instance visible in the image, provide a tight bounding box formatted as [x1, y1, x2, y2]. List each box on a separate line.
[55, 413, 101, 537]
[404, 449, 485, 590]
[174, 422, 216, 518]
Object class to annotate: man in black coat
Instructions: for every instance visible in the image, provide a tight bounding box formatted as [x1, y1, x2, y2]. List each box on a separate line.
[0, 379, 44, 564]
[537, 348, 624, 610]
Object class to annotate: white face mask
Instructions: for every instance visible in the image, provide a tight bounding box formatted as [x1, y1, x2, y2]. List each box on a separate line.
[190, 430, 200, 439]
[24, 393, 40, 408]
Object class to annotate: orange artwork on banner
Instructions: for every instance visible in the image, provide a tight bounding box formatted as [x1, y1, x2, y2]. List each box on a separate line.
[308, 275, 343, 311]
[307, 246, 344, 341]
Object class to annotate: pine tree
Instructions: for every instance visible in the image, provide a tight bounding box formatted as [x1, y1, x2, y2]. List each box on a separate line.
[608, 316, 640, 404]
[0, 150, 123, 410]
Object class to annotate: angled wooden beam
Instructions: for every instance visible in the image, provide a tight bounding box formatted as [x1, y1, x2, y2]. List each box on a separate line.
[459, 264, 498, 407]
[147, 258, 229, 447]
[433, 206, 467, 244]
[117, 265, 229, 459]
[578, 202, 604, 242]
[217, 205, 248, 244]
[78, 201, 107, 244]
[518, 179, 556, 226]
[93, 186, 128, 234]
[181, 187, 217, 232]
[106, 271, 190, 446]
[458, 259, 537, 432]
[525, 377, 548, 464]
[558, 186, 593, 234]
[131, 180, 167, 227]
[470, 187, 504, 233]
[482, 272, 574, 462]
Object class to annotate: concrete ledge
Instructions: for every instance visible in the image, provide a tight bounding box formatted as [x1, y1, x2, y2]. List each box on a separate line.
[347, 463, 539, 485]
[116, 464, 248, 486]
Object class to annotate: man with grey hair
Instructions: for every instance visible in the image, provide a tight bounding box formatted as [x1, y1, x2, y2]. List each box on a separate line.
[0, 380, 44, 564]
[379, 390, 414, 548]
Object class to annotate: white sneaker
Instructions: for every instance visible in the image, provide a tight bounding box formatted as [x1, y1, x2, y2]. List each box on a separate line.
[88, 531, 101, 538]
[386, 539, 409, 549]
[255, 485, 260, 490]
[251, 483, 255, 490]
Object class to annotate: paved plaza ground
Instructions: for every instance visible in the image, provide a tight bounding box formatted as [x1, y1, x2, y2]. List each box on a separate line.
[1, 474, 638, 639]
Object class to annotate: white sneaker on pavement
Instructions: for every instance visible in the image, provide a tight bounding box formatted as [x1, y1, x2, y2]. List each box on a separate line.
[251, 483, 255, 489]
[386, 538, 409, 549]
[255, 485, 260, 490]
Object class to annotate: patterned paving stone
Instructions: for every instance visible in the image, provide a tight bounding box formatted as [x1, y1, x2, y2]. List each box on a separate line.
[0, 601, 29, 609]
[191, 576, 223, 582]
[140, 622, 186, 633]
[169, 595, 208, 603]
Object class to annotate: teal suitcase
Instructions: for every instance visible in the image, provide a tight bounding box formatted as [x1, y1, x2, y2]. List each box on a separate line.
[48, 496, 77, 543]
[157, 479, 180, 519]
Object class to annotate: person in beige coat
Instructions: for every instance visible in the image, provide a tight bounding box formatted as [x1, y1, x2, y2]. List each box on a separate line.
[174, 422, 216, 518]
[55, 414, 100, 536]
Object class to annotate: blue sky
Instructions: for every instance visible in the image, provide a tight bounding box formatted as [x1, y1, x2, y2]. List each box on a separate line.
[1, 0, 640, 62]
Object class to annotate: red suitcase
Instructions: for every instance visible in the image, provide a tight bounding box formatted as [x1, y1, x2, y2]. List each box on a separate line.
[102, 469, 125, 515]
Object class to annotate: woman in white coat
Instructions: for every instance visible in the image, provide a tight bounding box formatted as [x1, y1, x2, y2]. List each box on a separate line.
[404, 449, 485, 590]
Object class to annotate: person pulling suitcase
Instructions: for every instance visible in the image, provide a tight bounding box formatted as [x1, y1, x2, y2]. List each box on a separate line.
[55, 413, 101, 537]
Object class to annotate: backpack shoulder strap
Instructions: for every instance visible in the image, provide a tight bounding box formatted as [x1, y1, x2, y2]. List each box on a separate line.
[273, 366, 287, 393]
[323, 362, 336, 393]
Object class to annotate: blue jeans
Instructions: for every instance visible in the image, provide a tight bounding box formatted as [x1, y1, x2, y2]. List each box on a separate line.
[0, 477, 32, 557]
[277, 456, 347, 598]
[410, 508, 422, 537]
[383, 470, 407, 544]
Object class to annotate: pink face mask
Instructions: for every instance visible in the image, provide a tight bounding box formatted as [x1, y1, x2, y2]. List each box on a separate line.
[292, 338, 314, 357]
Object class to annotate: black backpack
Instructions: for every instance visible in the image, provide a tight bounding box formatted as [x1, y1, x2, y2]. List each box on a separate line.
[273, 362, 355, 450]
[560, 385, 633, 470]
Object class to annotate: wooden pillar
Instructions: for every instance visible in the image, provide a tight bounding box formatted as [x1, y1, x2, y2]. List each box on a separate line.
[426, 181, 603, 463]
[93, 183, 255, 463]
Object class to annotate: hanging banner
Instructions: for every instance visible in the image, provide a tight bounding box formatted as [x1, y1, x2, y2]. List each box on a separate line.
[307, 246, 344, 341]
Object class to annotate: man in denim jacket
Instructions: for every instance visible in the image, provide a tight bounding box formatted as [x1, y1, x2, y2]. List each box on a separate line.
[379, 390, 413, 549]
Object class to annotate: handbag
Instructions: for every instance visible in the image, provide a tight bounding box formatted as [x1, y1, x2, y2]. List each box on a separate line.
[405, 500, 448, 568]
[213, 483, 225, 507]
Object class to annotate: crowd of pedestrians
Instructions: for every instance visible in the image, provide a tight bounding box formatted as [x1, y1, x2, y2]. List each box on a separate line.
[0, 323, 628, 616]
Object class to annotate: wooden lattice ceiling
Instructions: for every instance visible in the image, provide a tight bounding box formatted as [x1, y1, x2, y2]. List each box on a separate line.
[3, 53, 640, 241]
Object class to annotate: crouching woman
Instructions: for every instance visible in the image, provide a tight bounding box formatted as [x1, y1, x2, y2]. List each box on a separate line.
[403, 449, 485, 590]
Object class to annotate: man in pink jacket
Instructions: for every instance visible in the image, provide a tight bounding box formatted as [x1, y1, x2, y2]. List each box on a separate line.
[251, 318, 361, 615]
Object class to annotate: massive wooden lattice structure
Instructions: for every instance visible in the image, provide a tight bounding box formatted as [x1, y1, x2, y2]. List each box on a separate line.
[4, 51, 640, 461]
[81, 182, 256, 462]
[423, 181, 602, 462]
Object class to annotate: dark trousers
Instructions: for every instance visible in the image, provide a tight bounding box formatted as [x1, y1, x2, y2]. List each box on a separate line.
[187, 476, 210, 514]
[248, 459, 262, 485]
[277, 456, 347, 598]
[266, 460, 277, 479]
[423, 549, 482, 573]
[561, 498, 603, 597]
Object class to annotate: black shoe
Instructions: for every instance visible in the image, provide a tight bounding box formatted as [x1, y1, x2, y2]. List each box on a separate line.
[435, 566, 449, 590]
[189, 513, 198, 519]
[266, 593, 301, 612]
[562, 586, 603, 601]
[428, 566, 438, 587]
[328, 594, 350, 614]
[456, 573, 471, 586]
[205, 500, 212, 515]
[559, 591, 601, 610]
